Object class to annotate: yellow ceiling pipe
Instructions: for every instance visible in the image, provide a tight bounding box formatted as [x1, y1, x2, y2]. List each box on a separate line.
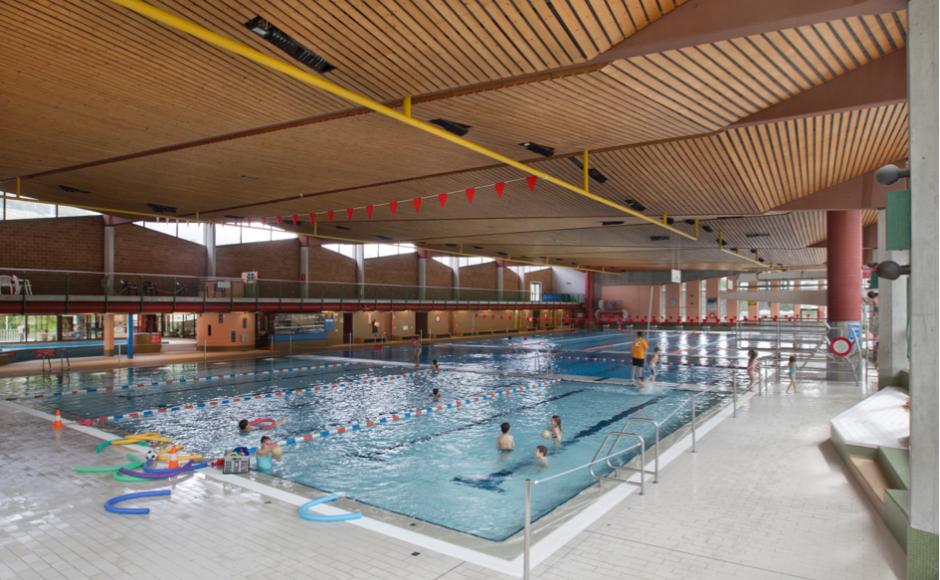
[583, 149, 589, 192]
[108, 0, 697, 241]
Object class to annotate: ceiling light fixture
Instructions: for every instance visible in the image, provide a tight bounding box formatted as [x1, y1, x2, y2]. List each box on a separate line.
[518, 142, 555, 157]
[567, 157, 608, 183]
[429, 118, 471, 136]
[244, 16, 336, 73]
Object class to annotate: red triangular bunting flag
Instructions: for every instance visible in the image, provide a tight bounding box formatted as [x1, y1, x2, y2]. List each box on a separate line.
[526, 175, 537, 191]
[309, 212, 316, 223]
[495, 182, 505, 198]
[438, 193, 447, 207]
[275, 215, 283, 225]
[327, 210, 334, 221]
[389, 201, 398, 215]
[412, 197, 422, 213]
[292, 213, 298, 225]
[346, 207, 354, 220]
[366, 205, 374, 218]
[465, 187, 475, 203]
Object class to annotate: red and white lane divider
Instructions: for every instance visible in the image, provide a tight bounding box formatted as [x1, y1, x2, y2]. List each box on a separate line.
[82, 369, 430, 424]
[270, 378, 561, 452]
[553, 353, 741, 369]
[25, 361, 354, 399]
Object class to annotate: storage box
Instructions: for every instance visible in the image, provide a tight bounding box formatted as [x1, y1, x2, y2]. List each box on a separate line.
[223, 455, 250, 474]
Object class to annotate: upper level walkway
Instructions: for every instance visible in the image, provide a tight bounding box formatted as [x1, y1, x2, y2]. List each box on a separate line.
[0, 268, 583, 314]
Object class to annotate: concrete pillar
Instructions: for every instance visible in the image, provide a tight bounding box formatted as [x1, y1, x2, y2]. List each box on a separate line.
[875, 209, 909, 386]
[705, 278, 720, 321]
[684, 280, 700, 322]
[769, 280, 781, 318]
[126, 314, 134, 359]
[205, 223, 216, 278]
[725, 276, 739, 320]
[299, 237, 311, 299]
[103, 313, 115, 356]
[417, 250, 428, 301]
[908, 0, 939, 571]
[826, 210, 863, 335]
[355, 244, 365, 300]
[452, 258, 461, 301]
[665, 283, 681, 322]
[496, 260, 505, 301]
[103, 220, 115, 294]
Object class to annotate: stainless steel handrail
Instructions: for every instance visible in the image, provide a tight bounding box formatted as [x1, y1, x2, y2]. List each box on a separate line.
[587, 431, 646, 494]
[622, 417, 661, 482]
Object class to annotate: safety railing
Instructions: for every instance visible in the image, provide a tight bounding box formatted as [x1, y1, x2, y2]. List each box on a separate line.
[522, 367, 742, 579]
[0, 267, 583, 308]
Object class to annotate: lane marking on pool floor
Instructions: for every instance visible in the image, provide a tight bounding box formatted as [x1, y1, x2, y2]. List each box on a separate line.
[82, 369, 431, 424]
[20, 361, 355, 399]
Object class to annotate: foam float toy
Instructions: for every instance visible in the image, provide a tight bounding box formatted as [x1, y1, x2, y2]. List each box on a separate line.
[298, 494, 362, 523]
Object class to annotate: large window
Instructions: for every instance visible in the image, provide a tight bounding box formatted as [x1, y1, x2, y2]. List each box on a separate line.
[1, 192, 100, 220]
[363, 243, 415, 259]
[434, 255, 494, 268]
[528, 281, 542, 302]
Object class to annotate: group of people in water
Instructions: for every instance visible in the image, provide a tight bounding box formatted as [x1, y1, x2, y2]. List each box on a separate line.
[496, 415, 562, 466]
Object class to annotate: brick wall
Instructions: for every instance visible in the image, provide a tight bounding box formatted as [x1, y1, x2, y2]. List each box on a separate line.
[460, 262, 497, 289]
[524, 268, 554, 293]
[503, 268, 522, 292]
[365, 253, 418, 287]
[308, 246, 356, 284]
[0, 216, 104, 294]
[427, 258, 453, 289]
[115, 223, 206, 277]
[217, 239, 299, 281]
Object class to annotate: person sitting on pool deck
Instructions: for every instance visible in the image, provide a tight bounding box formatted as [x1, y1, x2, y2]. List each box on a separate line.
[255, 436, 282, 473]
[631, 331, 649, 387]
[497, 422, 515, 452]
[535, 445, 549, 466]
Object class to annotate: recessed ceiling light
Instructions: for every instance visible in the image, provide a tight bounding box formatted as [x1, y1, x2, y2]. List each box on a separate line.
[519, 142, 555, 157]
[244, 16, 336, 73]
[702, 225, 714, 233]
[376, 235, 392, 241]
[335, 225, 350, 231]
[601, 220, 624, 226]
[624, 199, 646, 212]
[430, 118, 471, 136]
[745, 233, 770, 238]
[567, 157, 608, 183]
[649, 235, 671, 241]
[239, 175, 258, 181]
[58, 185, 91, 194]
[147, 203, 177, 214]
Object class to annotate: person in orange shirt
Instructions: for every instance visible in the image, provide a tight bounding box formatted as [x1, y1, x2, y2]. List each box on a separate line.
[631, 331, 649, 387]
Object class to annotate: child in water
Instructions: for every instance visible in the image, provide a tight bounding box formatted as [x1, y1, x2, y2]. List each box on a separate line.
[648, 347, 662, 382]
[549, 415, 563, 442]
[785, 355, 798, 394]
[255, 436, 282, 474]
[535, 445, 549, 466]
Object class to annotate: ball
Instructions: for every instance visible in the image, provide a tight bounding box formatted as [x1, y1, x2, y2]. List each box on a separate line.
[146, 449, 158, 462]
[540, 430, 551, 439]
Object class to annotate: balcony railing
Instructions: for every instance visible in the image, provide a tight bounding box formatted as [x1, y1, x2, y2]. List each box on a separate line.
[0, 267, 583, 308]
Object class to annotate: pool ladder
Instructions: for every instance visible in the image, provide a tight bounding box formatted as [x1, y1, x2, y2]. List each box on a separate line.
[588, 416, 662, 494]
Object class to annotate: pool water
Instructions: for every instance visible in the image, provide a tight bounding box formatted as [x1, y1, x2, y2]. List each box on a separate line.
[5, 330, 743, 542]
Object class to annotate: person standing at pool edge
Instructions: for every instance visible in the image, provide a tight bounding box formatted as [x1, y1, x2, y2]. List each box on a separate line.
[631, 331, 649, 387]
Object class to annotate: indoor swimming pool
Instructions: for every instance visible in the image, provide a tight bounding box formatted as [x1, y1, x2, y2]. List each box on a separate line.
[4, 330, 744, 542]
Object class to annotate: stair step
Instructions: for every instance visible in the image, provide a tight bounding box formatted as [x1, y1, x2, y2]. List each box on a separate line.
[848, 455, 891, 506]
[877, 446, 910, 490]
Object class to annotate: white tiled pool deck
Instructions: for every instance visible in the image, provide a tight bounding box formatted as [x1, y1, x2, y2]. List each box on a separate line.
[0, 378, 905, 579]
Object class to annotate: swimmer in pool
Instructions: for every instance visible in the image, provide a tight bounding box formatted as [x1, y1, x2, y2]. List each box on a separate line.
[535, 445, 549, 466]
[431, 359, 440, 372]
[549, 415, 563, 442]
[431, 387, 442, 400]
[648, 347, 662, 382]
[496, 422, 515, 452]
[255, 436, 282, 474]
[238, 417, 286, 433]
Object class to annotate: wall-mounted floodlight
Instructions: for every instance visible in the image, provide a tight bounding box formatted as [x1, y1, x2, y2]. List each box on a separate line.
[875, 164, 910, 185]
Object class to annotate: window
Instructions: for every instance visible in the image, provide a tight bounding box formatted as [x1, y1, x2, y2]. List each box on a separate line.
[529, 281, 542, 302]
[322, 244, 358, 259]
[434, 255, 494, 268]
[0, 192, 101, 220]
[363, 243, 416, 259]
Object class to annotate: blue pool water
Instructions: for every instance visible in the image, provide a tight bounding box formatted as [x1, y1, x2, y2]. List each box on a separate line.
[5, 330, 743, 541]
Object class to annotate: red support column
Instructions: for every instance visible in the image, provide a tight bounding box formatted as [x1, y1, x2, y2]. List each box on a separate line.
[584, 271, 595, 326]
[826, 210, 863, 325]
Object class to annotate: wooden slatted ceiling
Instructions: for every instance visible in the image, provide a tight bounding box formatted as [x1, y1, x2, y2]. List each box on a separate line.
[604, 10, 906, 130]
[409, 10, 906, 157]
[705, 210, 879, 250]
[575, 102, 908, 216]
[0, 1, 350, 177]
[202, 0, 685, 99]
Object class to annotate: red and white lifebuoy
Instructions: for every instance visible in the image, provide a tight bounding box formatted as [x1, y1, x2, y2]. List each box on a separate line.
[830, 337, 853, 357]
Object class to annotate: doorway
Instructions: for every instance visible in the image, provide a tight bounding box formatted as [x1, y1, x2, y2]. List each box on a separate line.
[415, 312, 429, 339]
[343, 312, 354, 344]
